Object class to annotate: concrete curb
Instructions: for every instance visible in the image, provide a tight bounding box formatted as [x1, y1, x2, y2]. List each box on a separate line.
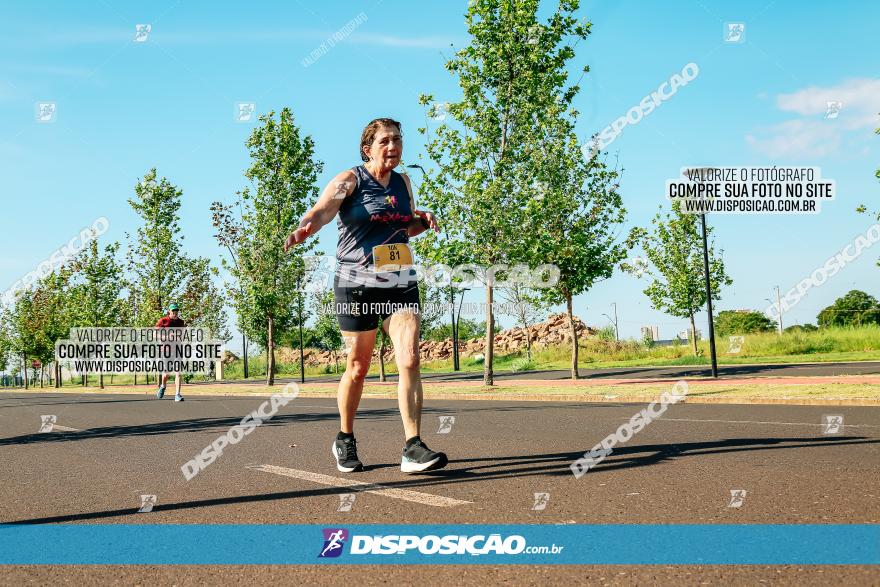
[2, 386, 879, 406]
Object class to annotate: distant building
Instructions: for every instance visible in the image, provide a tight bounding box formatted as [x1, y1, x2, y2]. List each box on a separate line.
[678, 328, 702, 341]
[640, 325, 660, 342]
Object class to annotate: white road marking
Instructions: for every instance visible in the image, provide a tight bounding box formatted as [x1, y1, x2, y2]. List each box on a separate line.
[249, 464, 471, 507]
[652, 418, 880, 429]
[50, 425, 81, 432]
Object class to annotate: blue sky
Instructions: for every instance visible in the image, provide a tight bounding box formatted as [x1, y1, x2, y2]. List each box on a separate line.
[2, 0, 879, 349]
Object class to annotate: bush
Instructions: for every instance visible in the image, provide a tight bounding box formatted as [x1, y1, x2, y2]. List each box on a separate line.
[511, 357, 536, 372]
[596, 325, 616, 342]
[423, 319, 501, 343]
[715, 310, 777, 336]
[817, 290, 880, 327]
[785, 323, 817, 333]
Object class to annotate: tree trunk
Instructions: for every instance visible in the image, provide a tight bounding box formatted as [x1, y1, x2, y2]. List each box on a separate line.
[55, 362, 61, 389]
[243, 334, 249, 379]
[99, 372, 104, 389]
[134, 373, 137, 386]
[567, 293, 579, 380]
[484, 284, 494, 386]
[40, 365, 44, 388]
[23, 355, 28, 389]
[525, 322, 533, 361]
[379, 330, 386, 383]
[266, 315, 276, 386]
[689, 313, 698, 356]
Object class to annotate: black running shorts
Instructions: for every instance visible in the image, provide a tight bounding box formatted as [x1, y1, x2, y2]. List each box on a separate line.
[332, 274, 422, 332]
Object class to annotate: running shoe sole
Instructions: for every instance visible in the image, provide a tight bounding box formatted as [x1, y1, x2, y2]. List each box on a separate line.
[401, 452, 448, 474]
[331, 442, 363, 473]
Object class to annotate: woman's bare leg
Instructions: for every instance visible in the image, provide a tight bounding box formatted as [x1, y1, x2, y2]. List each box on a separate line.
[337, 328, 378, 433]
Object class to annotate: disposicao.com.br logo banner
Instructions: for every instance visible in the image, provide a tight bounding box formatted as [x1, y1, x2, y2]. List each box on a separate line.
[0, 525, 876, 565]
[317, 527, 562, 559]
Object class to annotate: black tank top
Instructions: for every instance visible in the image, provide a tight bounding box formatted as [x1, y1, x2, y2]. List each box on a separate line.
[335, 165, 414, 286]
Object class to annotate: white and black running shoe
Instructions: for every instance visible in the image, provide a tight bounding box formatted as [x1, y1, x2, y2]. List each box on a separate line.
[332, 436, 364, 473]
[400, 438, 448, 473]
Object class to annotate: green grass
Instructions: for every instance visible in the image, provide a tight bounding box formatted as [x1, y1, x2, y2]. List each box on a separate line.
[372, 325, 880, 375]
[20, 325, 866, 389]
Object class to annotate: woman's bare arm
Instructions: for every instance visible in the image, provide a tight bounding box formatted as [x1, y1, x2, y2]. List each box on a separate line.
[402, 173, 439, 237]
[285, 170, 357, 251]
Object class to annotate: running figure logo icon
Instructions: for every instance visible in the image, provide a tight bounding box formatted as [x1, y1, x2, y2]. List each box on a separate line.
[728, 489, 747, 508]
[36, 103, 57, 123]
[337, 494, 356, 512]
[728, 335, 744, 354]
[724, 23, 745, 43]
[318, 528, 349, 558]
[822, 414, 844, 434]
[138, 494, 157, 513]
[39, 415, 57, 433]
[532, 492, 550, 511]
[133, 24, 151, 42]
[437, 416, 455, 434]
[824, 101, 843, 120]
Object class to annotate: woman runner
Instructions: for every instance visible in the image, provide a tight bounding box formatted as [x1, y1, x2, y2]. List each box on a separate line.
[285, 118, 447, 474]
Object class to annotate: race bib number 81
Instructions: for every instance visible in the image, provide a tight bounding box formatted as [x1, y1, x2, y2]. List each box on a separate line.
[372, 243, 414, 272]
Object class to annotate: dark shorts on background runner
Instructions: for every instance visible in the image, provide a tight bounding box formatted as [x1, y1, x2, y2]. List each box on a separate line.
[333, 275, 421, 332]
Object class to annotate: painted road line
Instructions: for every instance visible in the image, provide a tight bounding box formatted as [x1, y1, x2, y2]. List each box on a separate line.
[249, 464, 471, 507]
[49, 425, 81, 432]
[651, 418, 880, 429]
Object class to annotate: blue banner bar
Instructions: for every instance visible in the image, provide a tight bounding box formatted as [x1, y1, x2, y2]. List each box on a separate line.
[0, 524, 876, 565]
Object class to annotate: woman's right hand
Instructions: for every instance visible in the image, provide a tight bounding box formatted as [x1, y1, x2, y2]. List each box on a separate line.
[284, 222, 312, 252]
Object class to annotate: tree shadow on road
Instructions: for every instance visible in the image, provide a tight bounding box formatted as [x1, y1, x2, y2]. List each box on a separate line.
[7, 435, 876, 524]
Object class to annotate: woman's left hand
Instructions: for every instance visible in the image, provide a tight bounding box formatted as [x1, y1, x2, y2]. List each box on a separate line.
[416, 210, 440, 233]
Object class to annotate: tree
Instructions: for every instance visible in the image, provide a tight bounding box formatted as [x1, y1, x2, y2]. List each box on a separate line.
[5, 289, 44, 389]
[629, 202, 732, 356]
[714, 310, 777, 336]
[69, 238, 126, 388]
[817, 290, 880, 327]
[126, 169, 187, 323]
[498, 281, 549, 361]
[0, 317, 10, 377]
[311, 289, 342, 373]
[36, 269, 74, 387]
[178, 257, 231, 343]
[416, 0, 592, 384]
[212, 108, 322, 385]
[129, 169, 229, 384]
[530, 147, 629, 379]
[855, 119, 880, 260]
[424, 318, 500, 343]
[417, 279, 446, 340]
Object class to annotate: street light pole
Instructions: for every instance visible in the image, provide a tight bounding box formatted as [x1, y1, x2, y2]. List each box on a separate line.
[775, 285, 783, 334]
[450, 286, 459, 371]
[612, 302, 619, 341]
[406, 164, 458, 370]
[688, 166, 720, 379]
[700, 212, 718, 378]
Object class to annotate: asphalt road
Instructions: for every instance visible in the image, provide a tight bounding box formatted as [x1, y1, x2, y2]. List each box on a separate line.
[2, 391, 878, 584]
[215, 360, 880, 386]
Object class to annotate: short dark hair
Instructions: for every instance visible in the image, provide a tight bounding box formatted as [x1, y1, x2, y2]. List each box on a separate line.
[360, 118, 402, 162]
